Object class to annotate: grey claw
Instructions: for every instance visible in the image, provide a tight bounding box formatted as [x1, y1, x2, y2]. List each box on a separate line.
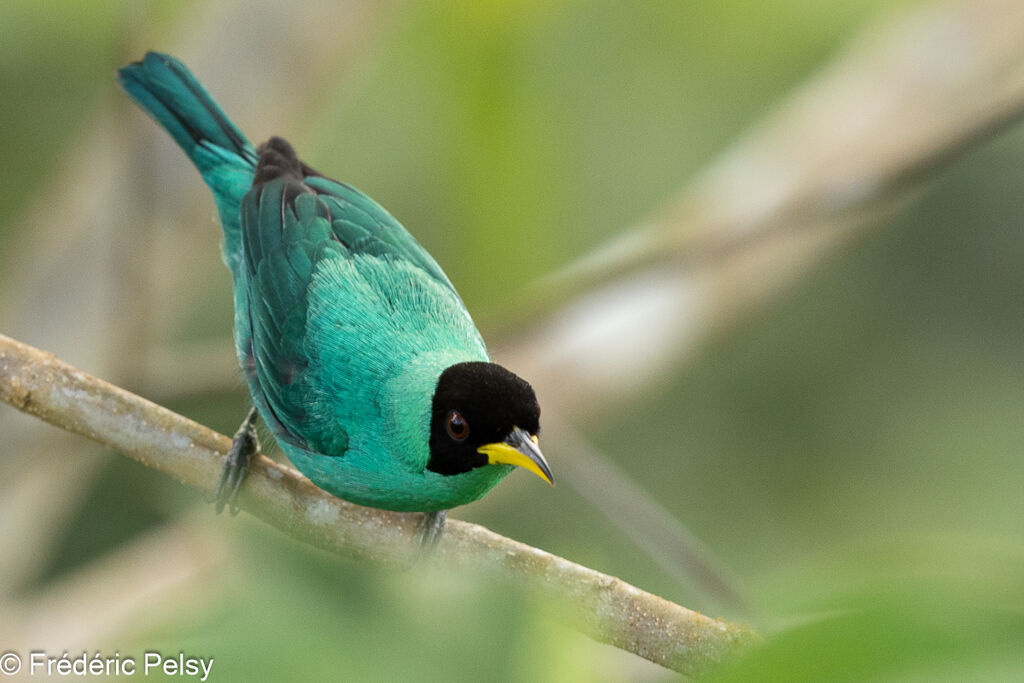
[408, 510, 447, 567]
[211, 407, 259, 515]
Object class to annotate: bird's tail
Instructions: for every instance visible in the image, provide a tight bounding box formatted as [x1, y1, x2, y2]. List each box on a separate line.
[118, 52, 259, 269]
[118, 52, 257, 172]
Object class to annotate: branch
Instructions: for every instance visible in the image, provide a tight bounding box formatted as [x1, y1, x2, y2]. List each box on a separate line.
[0, 333, 759, 676]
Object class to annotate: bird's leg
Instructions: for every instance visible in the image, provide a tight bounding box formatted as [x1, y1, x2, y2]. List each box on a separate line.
[210, 406, 260, 515]
[413, 510, 447, 561]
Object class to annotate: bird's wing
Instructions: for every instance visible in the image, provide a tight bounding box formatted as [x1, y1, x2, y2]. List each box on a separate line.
[304, 174, 459, 296]
[240, 138, 474, 455]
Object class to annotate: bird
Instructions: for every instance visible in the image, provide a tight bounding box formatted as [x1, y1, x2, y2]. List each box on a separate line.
[118, 52, 552, 547]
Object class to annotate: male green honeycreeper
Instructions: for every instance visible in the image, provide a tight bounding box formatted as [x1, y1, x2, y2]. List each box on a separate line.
[118, 52, 553, 544]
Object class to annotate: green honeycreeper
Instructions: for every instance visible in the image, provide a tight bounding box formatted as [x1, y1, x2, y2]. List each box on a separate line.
[118, 52, 552, 543]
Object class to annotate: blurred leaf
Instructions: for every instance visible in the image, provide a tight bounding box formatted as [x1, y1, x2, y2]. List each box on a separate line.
[711, 594, 1024, 682]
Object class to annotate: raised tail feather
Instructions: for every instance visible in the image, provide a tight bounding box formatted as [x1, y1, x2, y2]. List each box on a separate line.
[118, 51, 258, 171]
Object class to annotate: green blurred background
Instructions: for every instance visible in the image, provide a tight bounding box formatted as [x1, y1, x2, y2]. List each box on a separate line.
[1, 0, 1022, 680]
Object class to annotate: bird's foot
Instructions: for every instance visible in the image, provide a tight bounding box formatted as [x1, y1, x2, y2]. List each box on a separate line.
[210, 406, 260, 515]
[410, 510, 446, 564]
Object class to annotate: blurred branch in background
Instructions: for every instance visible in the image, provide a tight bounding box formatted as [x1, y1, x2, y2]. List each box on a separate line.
[0, 334, 759, 677]
[0, 519, 229, 654]
[504, 0, 1024, 415]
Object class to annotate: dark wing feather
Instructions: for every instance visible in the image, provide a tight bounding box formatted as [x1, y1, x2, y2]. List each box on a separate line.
[303, 175, 457, 294]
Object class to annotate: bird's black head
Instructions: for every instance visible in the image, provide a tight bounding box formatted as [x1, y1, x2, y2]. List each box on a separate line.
[427, 361, 551, 484]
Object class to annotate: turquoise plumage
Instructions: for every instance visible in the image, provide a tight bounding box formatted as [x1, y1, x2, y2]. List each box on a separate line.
[119, 53, 551, 526]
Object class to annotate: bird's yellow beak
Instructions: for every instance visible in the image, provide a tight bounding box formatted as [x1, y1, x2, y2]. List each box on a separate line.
[478, 426, 554, 485]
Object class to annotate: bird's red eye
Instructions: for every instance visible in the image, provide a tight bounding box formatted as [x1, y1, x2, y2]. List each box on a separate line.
[446, 410, 469, 441]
